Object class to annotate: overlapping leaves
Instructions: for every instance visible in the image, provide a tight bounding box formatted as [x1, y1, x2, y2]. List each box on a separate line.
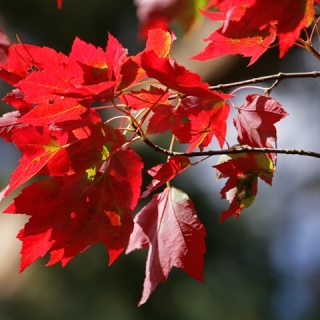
[194, 0, 317, 64]
[0, 0, 310, 304]
[0, 27, 213, 305]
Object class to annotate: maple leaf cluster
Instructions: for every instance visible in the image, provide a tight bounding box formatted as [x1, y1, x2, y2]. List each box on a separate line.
[1, 0, 318, 305]
[0, 27, 214, 305]
[195, 0, 319, 64]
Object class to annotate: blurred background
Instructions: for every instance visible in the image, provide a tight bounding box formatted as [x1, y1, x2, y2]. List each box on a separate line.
[0, 1, 320, 319]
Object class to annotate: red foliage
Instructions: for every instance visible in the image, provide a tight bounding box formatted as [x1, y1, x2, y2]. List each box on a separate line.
[233, 94, 288, 149]
[194, 0, 316, 63]
[126, 186, 206, 305]
[0, 0, 317, 304]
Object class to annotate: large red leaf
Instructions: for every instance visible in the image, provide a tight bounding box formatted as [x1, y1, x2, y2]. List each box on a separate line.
[4, 127, 143, 270]
[47, 174, 134, 267]
[17, 63, 79, 105]
[126, 186, 206, 305]
[233, 94, 288, 149]
[68, 37, 109, 84]
[0, 44, 68, 85]
[141, 50, 230, 100]
[51, 35, 128, 101]
[105, 33, 128, 82]
[47, 143, 142, 266]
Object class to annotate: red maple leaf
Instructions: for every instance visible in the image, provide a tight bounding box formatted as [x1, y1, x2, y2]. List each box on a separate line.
[68, 37, 110, 84]
[0, 43, 68, 85]
[195, 0, 315, 63]
[214, 153, 274, 222]
[146, 102, 183, 134]
[145, 27, 176, 58]
[240, 0, 315, 58]
[193, 20, 276, 66]
[173, 97, 230, 151]
[51, 35, 128, 101]
[233, 94, 288, 150]
[141, 50, 230, 100]
[147, 96, 230, 151]
[46, 172, 135, 267]
[17, 60, 79, 105]
[126, 186, 206, 305]
[5, 172, 135, 270]
[4, 126, 71, 196]
[5, 123, 143, 270]
[141, 156, 191, 198]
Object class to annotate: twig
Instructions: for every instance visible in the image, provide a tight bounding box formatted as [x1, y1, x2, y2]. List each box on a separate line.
[209, 71, 320, 91]
[143, 137, 320, 159]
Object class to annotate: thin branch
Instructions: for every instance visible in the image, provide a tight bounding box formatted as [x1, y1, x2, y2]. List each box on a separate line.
[142, 137, 320, 159]
[209, 71, 320, 91]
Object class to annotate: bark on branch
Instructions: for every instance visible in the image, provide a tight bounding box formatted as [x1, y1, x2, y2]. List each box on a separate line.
[143, 137, 320, 159]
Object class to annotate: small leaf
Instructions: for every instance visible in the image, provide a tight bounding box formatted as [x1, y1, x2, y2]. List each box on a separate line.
[233, 94, 288, 154]
[145, 27, 176, 58]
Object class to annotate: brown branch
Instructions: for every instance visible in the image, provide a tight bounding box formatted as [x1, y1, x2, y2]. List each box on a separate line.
[209, 71, 320, 91]
[142, 71, 320, 159]
[143, 137, 320, 159]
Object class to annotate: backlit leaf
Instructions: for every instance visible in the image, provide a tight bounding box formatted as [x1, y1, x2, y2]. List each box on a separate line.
[126, 186, 206, 305]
